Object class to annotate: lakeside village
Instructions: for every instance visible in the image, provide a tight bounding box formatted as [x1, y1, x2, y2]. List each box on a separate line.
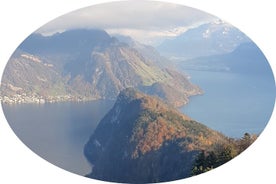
[0, 93, 92, 104]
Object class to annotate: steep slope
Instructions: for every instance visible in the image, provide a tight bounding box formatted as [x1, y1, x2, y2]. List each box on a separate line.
[157, 20, 249, 60]
[114, 34, 171, 68]
[0, 51, 75, 103]
[1, 29, 201, 106]
[65, 43, 173, 99]
[84, 88, 229, 183]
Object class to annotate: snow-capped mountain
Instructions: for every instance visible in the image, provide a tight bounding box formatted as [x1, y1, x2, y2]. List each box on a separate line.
[157, 20, 250, 60]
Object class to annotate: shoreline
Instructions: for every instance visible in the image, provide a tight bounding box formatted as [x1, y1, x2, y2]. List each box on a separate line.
[0, 95, 100, 105]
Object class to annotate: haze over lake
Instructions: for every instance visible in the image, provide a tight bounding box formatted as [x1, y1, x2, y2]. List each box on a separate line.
[2, 100, 114, 175]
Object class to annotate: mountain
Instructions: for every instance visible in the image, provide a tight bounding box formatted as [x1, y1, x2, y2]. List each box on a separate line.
[223, 42, 272, 75]
[157, 20, 250, 60]
[0, 51, 72, 103]
[1, 29, 201, 106]
[19, 29, 113, 55]
[114, 34, 170, 68]
[178, 42, 273, 76]
[84, 88, 229, 183]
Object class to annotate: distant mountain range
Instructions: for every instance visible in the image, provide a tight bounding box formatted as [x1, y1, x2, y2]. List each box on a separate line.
[0, 29, 201, 106]
[157, 20, 250, 60]
[178, 42, 273, 76]
[84, 88, 229, 183]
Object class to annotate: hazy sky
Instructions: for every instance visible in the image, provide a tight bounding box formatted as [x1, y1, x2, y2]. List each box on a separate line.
[37, 1, 217, 45]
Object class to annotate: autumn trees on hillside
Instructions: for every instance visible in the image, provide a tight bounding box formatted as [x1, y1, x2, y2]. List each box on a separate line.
[191, 133, 257, 176]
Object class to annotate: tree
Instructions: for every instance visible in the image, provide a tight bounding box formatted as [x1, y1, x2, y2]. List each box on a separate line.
[191, 145, 235, 176]
[191, 132, 258, 176]
[238, 133, 253, 153]
[191, 150, 214, 176]
[216, 146, 234, 166]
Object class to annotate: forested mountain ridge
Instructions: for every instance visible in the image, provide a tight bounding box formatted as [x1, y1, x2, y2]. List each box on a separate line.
[84, 88, 230, 183]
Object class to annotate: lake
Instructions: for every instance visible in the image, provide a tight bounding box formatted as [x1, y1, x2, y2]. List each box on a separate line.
[1, 70, 275, 176]
[2, 100, 114, 176]
[181, 70, 275, 138]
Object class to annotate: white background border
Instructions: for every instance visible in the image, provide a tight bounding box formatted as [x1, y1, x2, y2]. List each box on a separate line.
[0, 0, 275, 183]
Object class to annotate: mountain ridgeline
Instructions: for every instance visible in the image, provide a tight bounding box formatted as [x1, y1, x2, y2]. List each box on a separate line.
[157, 20, 250, 60]
[84, 88, 230, 183]
[178, 42, 273, 76]
[1, 29, 201, 106]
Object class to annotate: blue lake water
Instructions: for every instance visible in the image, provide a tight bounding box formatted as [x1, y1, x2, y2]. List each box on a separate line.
[1, 70, 275, 176]
[2, 100, 114, 176]
[181, 70, 275, 138]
